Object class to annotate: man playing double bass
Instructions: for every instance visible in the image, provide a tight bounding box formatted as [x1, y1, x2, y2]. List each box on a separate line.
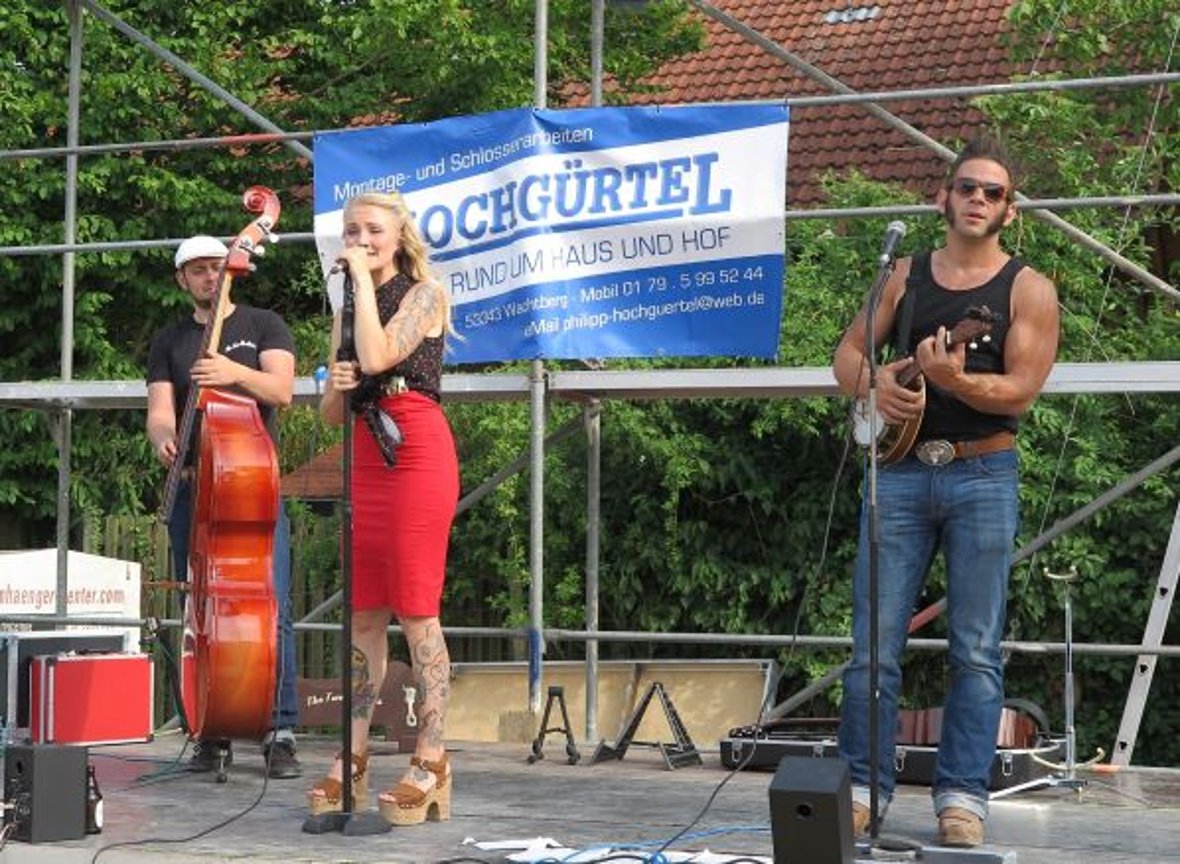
[146, 234, 301, 778]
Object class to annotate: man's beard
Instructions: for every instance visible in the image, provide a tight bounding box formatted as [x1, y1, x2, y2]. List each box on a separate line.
[944, 200, 1006, 235]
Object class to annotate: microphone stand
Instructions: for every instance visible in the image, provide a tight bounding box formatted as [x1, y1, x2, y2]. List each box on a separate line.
[858, 229, 992, 863]
[862, 244, 897, 842]
[303, 271, 389, 836]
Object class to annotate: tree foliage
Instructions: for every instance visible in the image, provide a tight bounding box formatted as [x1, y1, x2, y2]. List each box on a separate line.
[976, 0, 1180, 766]
[0, 0, 702, 535]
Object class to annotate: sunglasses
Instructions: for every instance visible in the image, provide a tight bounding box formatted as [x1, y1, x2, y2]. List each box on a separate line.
[951, 178, 1009, 204]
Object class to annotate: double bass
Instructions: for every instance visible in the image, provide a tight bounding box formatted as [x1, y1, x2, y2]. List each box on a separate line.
[161, 187, 282, 741]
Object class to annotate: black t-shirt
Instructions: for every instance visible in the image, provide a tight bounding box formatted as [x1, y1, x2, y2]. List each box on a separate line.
[145, 304, 295, 441]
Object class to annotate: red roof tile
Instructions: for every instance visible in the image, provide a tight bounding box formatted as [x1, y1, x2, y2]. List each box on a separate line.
[567, 0, 1019, 206]
[281, 442, 342, 500]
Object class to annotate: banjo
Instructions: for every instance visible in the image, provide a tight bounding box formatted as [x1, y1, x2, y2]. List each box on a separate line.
[851, 305, 997, 464]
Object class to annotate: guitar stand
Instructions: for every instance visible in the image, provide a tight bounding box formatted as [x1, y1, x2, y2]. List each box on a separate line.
[991, 567, 1089, 801]
[591, 681, 702, 770]
[528, 686, 580, 765]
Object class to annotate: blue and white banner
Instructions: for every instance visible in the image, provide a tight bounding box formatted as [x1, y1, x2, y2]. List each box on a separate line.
[314, 104, 789, 363]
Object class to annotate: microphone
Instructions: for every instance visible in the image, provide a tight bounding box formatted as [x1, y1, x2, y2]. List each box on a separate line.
[329, 243, 368, 275]
[880, 220, 907, 261]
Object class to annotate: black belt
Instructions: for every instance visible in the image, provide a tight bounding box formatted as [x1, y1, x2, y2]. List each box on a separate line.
[913, 431, 1015, 466]
[381, 376, 409, 396]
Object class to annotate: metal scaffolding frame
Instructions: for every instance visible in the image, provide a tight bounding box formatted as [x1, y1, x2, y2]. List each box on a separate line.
[0, 0, 1176, 757]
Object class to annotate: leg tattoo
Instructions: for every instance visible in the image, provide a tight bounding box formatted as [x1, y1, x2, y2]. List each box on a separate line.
[350, 644, 379, 720]
[410, 621, 451, 753]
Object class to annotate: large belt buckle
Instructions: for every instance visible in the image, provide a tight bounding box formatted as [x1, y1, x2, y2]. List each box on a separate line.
[915, 439, 956, 466]
[383, 376, 408, 396]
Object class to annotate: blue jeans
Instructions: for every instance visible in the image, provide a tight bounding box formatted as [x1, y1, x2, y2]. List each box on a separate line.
[836, 449, 1019, 819]
[170, 479, 300, 732]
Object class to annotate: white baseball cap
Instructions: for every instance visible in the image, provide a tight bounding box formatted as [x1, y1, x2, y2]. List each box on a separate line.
[174, 235, 228, 269]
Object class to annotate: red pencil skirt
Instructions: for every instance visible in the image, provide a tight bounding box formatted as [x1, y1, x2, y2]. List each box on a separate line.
[349, 391, 458, 617]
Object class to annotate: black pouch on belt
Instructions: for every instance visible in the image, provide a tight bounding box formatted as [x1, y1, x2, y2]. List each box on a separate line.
[362, 404, 404, 468]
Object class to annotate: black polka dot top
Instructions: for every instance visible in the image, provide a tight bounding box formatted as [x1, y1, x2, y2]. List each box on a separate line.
[360, 273, 444, 403]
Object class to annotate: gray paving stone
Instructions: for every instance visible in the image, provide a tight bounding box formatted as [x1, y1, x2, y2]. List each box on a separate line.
[1, 734, 1177, 863]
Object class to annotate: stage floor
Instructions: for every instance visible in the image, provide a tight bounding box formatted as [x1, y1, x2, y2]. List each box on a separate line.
[3, 732, 1179, 863]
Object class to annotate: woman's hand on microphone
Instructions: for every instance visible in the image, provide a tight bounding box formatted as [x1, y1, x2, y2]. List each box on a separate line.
[335, 245, 371, 276]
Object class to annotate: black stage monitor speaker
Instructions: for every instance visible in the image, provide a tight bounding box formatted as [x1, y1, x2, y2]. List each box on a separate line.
[768, 755, 854, 864]
[3, 743, 88, 843]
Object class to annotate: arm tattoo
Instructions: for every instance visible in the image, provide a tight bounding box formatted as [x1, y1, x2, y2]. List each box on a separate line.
[392, 283, 442, 362]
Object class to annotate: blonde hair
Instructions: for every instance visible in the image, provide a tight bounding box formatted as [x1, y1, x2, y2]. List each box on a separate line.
[343, 191, 455, 334]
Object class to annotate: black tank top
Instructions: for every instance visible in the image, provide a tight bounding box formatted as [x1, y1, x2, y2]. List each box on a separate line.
[899, 252, 1024, 441]
[355, 273, 445, 404]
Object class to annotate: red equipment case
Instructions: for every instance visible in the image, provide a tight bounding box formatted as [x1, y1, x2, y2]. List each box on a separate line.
[28, 653, 153, 746]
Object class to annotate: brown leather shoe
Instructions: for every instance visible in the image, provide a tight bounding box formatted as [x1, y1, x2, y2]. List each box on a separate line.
[851, 802, 871, 836]
[938, 806, 984, 847]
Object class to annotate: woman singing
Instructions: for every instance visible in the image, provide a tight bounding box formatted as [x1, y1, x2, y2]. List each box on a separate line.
[310, 192, 459, 826]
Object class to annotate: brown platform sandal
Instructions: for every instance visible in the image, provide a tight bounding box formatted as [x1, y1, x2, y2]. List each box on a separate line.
[378, 754, 451, 826]
[307, 751, 369, 815]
